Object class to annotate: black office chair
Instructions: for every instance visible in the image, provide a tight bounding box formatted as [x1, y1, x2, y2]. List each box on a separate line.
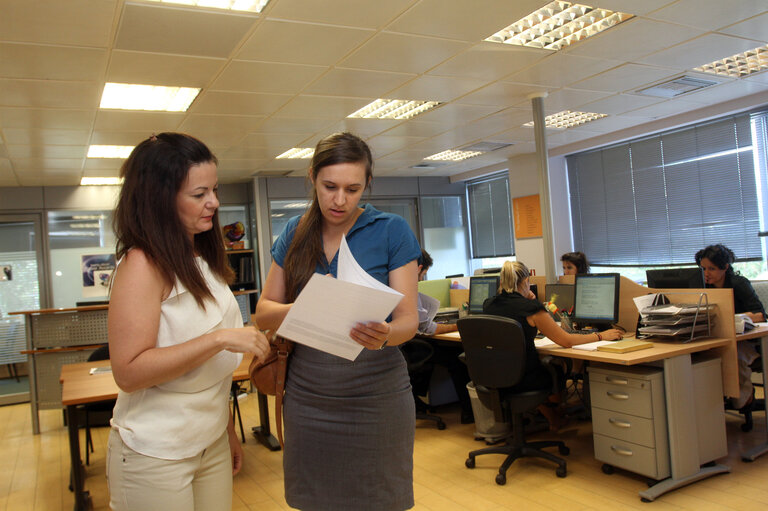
[457, 315, 568, 485]
[400, 339, 446, 430]
[82, 344, 115, 465]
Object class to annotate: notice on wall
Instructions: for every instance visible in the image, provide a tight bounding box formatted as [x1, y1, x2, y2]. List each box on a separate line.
[513, 194, 542, 239]
[82, 254, 116, 298]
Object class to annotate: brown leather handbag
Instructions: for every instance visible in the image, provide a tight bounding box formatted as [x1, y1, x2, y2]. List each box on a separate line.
[248, 335, 294, 447]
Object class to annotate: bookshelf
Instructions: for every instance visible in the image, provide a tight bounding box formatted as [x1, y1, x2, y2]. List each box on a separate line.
[227, 249, 256, 292]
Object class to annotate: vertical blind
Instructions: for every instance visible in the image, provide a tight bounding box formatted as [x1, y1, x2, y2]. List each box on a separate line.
[567, 114, 761, 265]
[467, 175, 514, 258]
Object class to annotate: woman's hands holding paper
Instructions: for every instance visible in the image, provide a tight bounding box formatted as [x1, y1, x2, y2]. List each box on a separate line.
[351, 321, 391, 350]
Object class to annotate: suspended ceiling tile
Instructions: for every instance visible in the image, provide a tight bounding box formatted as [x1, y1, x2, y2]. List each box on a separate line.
[682, 79, 768, 105]
[0, 79, 101, 109]
[719, 12, 768, 42]
[543, 89, 613, 113]
[545, 127, 605, 146]
[386, 0, 546, 42]
[341, 32, 469, 74]
[6, 145, 87, 159]
[320, 118, 401, 139]
[81, 167, 121, 177]
[580, 94, 665, 116]
[240, 131, 319, 149]
[415, 103, 500, 125]
[0, 0, 116, 46]
[565, 18, 704, 62]
[190, 91, 292, 116]
[212, 61, 327, 94]
[250, 117, 334, 135]
[115, 3, 256, 58]
[379, 120, 449, 138]
[179, 114, 267, 134]
[82, 159, 123, 172]
[89, 131, 152, 146]
[646, 0, 768, 31]
[273, 96, 370, 119]
[2, 128, 91, 146]
[621, 98, 706, 119]
[457, 81, 553, 108]
[508, 54, 621, 89]
[0, 108, 95, 130]
[12, 158, 83, 171]
[217, 159, 267, 171]
[237, 19, 373, 66]
[387, 75, 487, 103]
[0, 43, 107, 81]
[638, 33, 764, 70]
[107, 51, 226, 87]
[17, 172, 81, 186]
[429, 42, 548, 81]
[572, 64, 678, 94]
[266, 0, 416, 29]
[221, 146, 275, 159]
[305, 68, 414, 98]
[744, 71, 768, 85]
[367, 135, 424, 157]
[595, 0, 676, 16]
[93, 110, 184, 132]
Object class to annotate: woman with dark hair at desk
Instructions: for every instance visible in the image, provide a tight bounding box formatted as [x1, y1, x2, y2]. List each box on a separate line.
[696, 243, 765, 410]
[561, 251, 589, 276]
[483, 261, 622, 430]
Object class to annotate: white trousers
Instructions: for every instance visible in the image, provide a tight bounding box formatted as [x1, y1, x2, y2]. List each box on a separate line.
[107, 428, 233, 511]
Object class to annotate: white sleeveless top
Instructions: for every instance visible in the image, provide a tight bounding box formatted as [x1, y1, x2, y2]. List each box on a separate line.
[111, 257, 243, 459]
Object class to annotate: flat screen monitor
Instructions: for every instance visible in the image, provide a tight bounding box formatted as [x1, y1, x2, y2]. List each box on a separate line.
[646, 267, 705, 289]
[545, 284, 575, 314]
[572, 274, 620, 328]
[468, 276, 499, 315]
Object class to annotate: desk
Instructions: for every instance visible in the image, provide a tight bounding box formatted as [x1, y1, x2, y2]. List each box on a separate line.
[737, 324, 768, 461]
[60, 354, 269, 511]
[431, 330, 732, 501]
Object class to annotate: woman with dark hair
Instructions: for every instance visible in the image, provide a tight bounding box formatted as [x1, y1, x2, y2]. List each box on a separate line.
[107, 133, 269, 511]
[695, 243, 765, 410]
[561, 251, 589, 275]
[255, 132, 420, 510]
[483, 261, 622, 430]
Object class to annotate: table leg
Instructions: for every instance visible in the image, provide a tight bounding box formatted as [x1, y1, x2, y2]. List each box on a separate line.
[742, 335, 768, 461]
[639, 354, 730, 501]
[251, 391, 280, 451]
[66, 405, 92, 511]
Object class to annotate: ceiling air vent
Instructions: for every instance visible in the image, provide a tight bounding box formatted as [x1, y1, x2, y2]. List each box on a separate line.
[411, 162, 446, 170]
[636, 75, 721, 98]
[461, 141, 513, 152]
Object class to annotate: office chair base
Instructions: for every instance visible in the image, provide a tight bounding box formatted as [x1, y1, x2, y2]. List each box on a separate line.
[416, 411, 446, 430]
[465, 440, 568, 484]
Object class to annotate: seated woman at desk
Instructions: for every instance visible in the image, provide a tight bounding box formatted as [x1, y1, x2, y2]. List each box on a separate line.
[696, 243, 765, 410]
[561, 251, 589, 276]
[482, 261, 623, 430]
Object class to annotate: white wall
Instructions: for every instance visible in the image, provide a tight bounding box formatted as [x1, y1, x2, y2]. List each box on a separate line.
[506, 153, 546, 274]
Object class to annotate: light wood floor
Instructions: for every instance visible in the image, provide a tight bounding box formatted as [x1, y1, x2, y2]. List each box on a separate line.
[2, 389, 768, 511]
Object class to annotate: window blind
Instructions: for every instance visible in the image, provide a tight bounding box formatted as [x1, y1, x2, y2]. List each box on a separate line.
[467, 175, 514, 258]
[567, 114, 760, 265]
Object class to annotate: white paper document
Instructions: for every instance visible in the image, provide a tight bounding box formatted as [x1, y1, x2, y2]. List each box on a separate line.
[534, 337, 558, 348]
[572, 340, 615, 351]
[276, 237, 404, 360]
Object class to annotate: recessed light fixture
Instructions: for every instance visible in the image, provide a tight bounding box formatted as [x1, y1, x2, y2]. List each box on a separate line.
[80, 177, 123, 186]
[347, 99, 442, 120]
[425, 150, 483, 162]
[143, 0, 270, 13]
[100, 83, 201, 112]
[276, 148, 314, 159]
[87, 145, 134, 158]
[523, 110, 607, 129]
[694, 45, 768, 78]
[485, 1, 633, 51]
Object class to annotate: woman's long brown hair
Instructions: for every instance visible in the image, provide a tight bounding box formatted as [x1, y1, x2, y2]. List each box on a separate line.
[113, 132, 234, 308]
[282, 132, 372, 302]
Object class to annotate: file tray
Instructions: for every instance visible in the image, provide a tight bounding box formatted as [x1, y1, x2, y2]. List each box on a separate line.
[637, 292, 715, 343]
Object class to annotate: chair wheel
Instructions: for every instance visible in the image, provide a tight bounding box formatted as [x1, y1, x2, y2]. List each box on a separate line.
[437, 421, 446, 430]
[465, 457, 475, 469]
[641, 497, 652, 503]
[559, 445, 570, 456]
[495, 473, 506, 485]
[556, 466, 567, 478]
[602, 464, 614, 475]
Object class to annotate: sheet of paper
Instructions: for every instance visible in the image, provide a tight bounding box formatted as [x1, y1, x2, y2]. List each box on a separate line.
[534, 337, 558, 348]
[572, 340, 615, 351]
[277, 237, 405, 360]
[633, 293, 658, 319]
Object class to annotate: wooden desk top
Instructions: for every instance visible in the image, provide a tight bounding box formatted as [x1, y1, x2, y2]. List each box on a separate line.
[60, 353, 254, 406]
[735, 324, 768, 342]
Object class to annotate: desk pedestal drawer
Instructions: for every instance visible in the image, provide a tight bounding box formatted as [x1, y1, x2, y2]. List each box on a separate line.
[591, 408, 657, 447]
[590, 381, 656, 418]
[593, 434, 670, 480]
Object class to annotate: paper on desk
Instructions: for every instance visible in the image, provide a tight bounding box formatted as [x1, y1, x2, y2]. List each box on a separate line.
[276, 237, 403, 360]
[572, 340, 615, 351]
[534, 337, 558, 348]
[634, 293, 658, 319]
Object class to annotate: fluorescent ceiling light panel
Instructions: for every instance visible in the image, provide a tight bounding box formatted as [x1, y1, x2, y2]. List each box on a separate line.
[87, 145, 134, 158]
[143, 0, 270, 13]
[100, 83, 201, 111]
[693, 45, 768, 78]
[347, 99, 442, 120]
[276, 148, 314, 159]
[425, 150, 483, 162]
[486, 1, 633, 51]
[80, 177, 123, 186]
[523, 110, 607, 129]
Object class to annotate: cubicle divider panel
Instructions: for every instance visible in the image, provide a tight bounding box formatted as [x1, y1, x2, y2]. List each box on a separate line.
[35, 349, 95, 409]
[30, 309, 109, 348]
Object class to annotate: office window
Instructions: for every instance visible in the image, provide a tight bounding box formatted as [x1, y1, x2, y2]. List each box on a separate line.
[421, 196, 470, 278]
[567, 114, 760, 266]
[467, 175, 514, 259]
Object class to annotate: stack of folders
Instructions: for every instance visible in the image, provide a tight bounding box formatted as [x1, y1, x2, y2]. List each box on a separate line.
[637, 302, 717, 342]
[596, 339, 653, 353]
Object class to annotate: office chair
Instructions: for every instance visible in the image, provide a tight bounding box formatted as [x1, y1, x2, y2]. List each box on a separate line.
[400, 339, 446, 430]
[457, 315, 568, 485]
[82, 344, 115, 465]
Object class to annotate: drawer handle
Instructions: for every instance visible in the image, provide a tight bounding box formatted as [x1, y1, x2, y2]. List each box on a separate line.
[611, 445, 633, 457]
[608, 418, 631, 428]
[606, 376, 629, 385]
[606, 391, 630, 400]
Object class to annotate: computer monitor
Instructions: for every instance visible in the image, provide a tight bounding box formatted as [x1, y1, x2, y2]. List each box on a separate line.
[572, 274, 620, 329]
[468, 275, 499, 315]
[545, 284, 575, 313]
[646, 267, 705, 289]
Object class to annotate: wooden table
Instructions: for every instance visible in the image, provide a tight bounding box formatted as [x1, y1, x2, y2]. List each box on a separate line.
[59, 354, 269, 511]
[430, 330, 733, 502]
[737, 324, 768, 461]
